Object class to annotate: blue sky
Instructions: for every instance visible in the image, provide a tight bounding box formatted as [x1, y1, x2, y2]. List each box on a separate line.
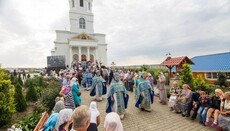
[0, 0, 230, 67]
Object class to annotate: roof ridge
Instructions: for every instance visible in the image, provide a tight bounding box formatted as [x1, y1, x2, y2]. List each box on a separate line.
[192, 52, 230, 59]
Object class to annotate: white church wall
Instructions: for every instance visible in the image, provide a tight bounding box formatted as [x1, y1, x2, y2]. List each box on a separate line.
[53, 44, 70, 66]
[56, 31, 70, 42]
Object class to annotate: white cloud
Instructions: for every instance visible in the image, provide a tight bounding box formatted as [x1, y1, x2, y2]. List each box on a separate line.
[0, 0, 230, 67]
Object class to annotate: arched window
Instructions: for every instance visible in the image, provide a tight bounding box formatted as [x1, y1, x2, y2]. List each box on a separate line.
[73, 54, 79, 61]
[81, 54, 86, 61]
[80, 0, 84, 7]
[90, 54, 94, 62]
[72, 0, 74, 7]
[79, 18, 86, 29]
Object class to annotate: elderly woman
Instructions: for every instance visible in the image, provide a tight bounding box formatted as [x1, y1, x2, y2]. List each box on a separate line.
[43, 101, 65, 131]
[72, 105, 91, 131]
[135, 72, 154, 112]
[168, 81, 180, 111]
[90, 70, 107, 101]
[205, 89, 224, 127]
[104, 112, 123, 131]
[54, 109, 73, 131]
[174, 84, 192, 116]
[106, 73, 129, 119]
[158, 72, 167, 105]
[218, 92, 230, 131]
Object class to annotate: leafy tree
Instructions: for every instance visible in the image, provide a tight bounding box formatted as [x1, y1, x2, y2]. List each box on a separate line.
[14, 83, 27, 112]
[179, 64, 195, 90]
[216, 72, 228, 87]
[0, 69, 15, 127]
[26, 81, 37, 102]
[194, 74, 208, 91]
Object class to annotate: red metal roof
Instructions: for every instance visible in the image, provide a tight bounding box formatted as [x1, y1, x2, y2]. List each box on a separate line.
[161, 56, 194, 66]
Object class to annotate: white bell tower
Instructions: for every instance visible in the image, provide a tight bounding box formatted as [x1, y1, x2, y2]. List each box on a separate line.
[69, 0, 94, 33]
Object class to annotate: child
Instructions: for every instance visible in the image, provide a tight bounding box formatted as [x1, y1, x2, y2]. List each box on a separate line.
[197, 91, 210, 124]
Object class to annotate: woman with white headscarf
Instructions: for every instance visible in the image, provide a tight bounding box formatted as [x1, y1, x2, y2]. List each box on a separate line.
[54, 109, 73, 131]
[87, 101, 100, 131]
[158, 72, 167, 105]
[104, 112, 123, 131]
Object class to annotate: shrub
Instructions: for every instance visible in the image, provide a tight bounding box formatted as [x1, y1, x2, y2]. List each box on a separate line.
[26, 81, 38, 102]
[17, 113, 41, 131]
[206, 86, 216, 96]
[24, 78, 32, 88]
[179, 64, 195, 90]
[0, 69, 16, 127]
[14, 83, 27, 112]
[17, 76, 23, 87]
[36, 82, 60, 113]
[194, 75, 208, 91]
[215, 72, 228, 87]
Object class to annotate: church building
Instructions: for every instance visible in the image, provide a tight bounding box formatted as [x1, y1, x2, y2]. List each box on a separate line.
[51, 0, 108, 66]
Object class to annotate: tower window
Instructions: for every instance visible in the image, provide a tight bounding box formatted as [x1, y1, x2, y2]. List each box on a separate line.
[80, 0, 84, 7]
[79, 18, 86, 29]
[72, 0, 74, 7]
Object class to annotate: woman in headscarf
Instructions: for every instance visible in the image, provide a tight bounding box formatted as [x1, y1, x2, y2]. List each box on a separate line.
[104, 112, 123, 131]
[218, 92, 230, 131]
[135, 72, 154, 112]
[90, 70, 107, 101]
[59, 85, 75, 110]
[43, 101, 65, 131]
[87, 102, 100, 131]
[71, 77, 81, 107]
[106, 72, 129, 120]
[54, 109, 73, 131]
[168, 81, 180, 111]
[158, 72, 167, 105]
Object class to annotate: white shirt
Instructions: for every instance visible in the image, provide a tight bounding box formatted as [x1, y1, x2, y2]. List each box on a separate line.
[221, 100, 230, 110]
[90, 109, 100, 124]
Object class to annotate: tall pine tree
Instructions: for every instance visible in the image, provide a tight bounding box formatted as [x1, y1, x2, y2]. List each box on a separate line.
[180, 64, 195, 90]
[14, 83, 27, 112]
[26, 81, 37, 101]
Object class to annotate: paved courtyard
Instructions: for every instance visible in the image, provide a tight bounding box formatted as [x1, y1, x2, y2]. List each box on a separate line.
[80, 87, 215, 131]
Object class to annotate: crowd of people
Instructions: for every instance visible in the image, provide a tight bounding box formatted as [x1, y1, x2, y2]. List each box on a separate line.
[168, 82, 230, 131]
[40, 61, 229, 131]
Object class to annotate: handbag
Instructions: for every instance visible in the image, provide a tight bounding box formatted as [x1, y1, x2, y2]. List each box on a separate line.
[77, 92, 81, 96]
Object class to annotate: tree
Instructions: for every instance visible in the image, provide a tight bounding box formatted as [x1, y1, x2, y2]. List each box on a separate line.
[0, 69, 15, 127]
[216, 72, 228, 87]
[194, 74, 208, 91]
[179, 64, 195, 90]
[26, 81, 37, 102]
[17, 76, 23, 86]
[14, 83, 27, 112]
[141, 64, 149, 71]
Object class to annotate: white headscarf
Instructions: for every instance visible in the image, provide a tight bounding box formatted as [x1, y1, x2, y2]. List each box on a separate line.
[55, 109, 73, 131]
[70, 77, 77, 86]
[89, 101, 98, 111]
[104, 112, 123, 131]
